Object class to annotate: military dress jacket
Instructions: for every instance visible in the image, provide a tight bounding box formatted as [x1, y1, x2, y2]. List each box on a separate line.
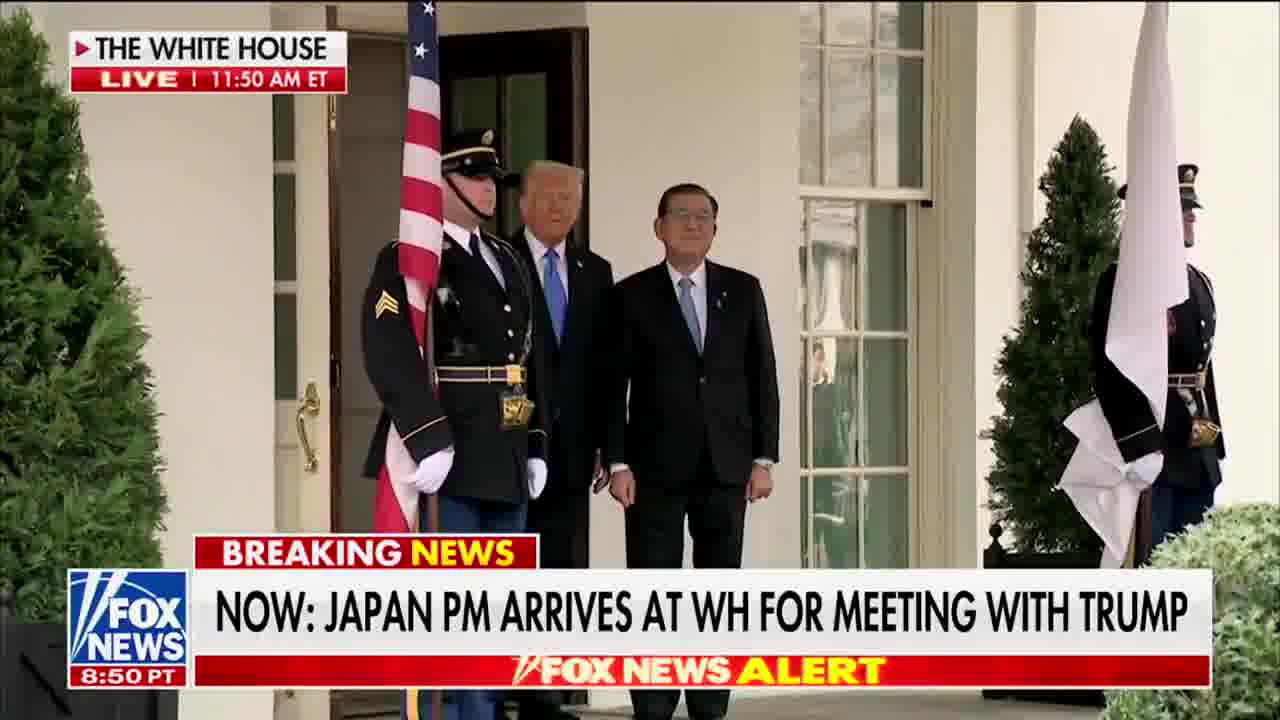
[361, 231, 550, 506]
[1090, 262, 1224, 490]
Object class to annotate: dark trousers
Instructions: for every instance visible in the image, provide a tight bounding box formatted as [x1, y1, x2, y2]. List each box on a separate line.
[1137, 452, 1219, 565]
[1150, 484, 1214, 551]
[405, 495, 527, 720]
[518, 426, 590, 718]
[624, 450, 747, 720]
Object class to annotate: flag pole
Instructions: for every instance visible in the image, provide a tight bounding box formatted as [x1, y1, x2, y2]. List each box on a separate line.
[424, 302, 442, 720]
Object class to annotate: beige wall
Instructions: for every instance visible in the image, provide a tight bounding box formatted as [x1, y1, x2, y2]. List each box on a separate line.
[1025, 2, 1280, 507]
[24, 3, 276, 720]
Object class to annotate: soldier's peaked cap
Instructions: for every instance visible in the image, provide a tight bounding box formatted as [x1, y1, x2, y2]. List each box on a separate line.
[441, 128, 508, 180]
[1117, 163, 1202, 210]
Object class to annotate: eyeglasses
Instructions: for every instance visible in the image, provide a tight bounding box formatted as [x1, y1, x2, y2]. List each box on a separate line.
[667, 208, 715, 224]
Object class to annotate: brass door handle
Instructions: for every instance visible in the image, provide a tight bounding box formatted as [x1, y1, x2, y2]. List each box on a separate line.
[296, 382, 321, 473]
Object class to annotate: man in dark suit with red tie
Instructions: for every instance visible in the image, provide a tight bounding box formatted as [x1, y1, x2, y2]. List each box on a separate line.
[604, 182, 780, 720]
[509, 160, 613, 720]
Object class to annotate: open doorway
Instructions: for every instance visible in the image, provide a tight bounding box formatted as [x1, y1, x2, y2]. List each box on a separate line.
[329, 28, 589, 719]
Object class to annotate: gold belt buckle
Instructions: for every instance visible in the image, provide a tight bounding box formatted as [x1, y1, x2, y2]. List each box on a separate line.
[1190, 418, 1220, 448]
[504, 364, 525, 385]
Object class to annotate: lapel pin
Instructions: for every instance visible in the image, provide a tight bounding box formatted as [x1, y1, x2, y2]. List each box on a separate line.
[577, 259, 584, 268]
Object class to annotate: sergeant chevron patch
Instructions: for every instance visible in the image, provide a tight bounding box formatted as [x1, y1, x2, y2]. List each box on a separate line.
[375, 291, 400, 318]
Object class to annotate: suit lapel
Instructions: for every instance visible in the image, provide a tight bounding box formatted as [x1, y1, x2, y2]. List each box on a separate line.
[703, 261, 723, 358]
[458, 230, 507, 301]
[484, 234, 520, 307]
[564, 246, 586, 344]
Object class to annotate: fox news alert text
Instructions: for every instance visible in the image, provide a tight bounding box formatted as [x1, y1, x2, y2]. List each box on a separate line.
[69, 535, 1214, 690]
[68, 32, 348, 94]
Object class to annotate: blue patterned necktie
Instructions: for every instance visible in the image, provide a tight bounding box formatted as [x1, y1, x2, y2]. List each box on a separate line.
[678, 276, 702, 354]
[543, 249, 567, 343]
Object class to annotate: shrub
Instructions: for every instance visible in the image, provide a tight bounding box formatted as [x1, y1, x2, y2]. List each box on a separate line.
[0, 8, 168, 623]
[1103, 502, 1280, 720]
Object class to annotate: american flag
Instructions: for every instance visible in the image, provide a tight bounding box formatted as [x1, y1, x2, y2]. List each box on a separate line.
[372, 0, 444, 534]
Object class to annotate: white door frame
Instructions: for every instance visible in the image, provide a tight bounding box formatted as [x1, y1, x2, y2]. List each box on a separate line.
[271, 4, 335, 720]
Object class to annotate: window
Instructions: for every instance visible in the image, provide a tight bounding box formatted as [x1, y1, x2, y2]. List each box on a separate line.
[800, 2, 927, 190]
[798, 2, 926, 568]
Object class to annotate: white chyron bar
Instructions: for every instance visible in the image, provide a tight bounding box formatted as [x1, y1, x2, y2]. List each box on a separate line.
[68, 31, 349, 94]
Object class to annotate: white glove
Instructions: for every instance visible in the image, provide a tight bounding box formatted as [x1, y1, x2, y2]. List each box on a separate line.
[1124, 451, 1164, 487]
[527, 458, 548, 499]
[411, 447, 455, 493]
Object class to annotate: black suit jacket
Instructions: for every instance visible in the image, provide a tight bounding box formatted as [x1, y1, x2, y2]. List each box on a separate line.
[1091, 262, 1224, 489]
[361, 231, 549, 505]
[511, 227, 615, 496]
[605, 260, 780, 489]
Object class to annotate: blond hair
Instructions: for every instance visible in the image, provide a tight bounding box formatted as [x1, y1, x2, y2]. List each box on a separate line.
[520, 160, 584, 196]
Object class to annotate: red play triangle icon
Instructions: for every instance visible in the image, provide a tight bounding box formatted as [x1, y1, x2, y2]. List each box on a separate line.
[75, 41, 90, 57]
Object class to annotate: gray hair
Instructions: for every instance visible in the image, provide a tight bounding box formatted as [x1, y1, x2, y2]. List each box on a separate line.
[519, 160, 585, 196]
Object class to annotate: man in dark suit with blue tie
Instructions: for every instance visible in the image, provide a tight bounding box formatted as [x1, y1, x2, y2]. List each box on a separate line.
[509, 160, 614, 720]
[605, 182, 780, 720]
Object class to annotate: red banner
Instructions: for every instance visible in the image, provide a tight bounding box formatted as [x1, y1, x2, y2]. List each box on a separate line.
[193, 654, 1210, 689]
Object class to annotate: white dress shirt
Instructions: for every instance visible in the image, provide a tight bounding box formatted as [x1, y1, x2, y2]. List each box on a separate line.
[525, 227, 569, 301]
[609, 260, 774, 475]
[445, 219, 504, 288]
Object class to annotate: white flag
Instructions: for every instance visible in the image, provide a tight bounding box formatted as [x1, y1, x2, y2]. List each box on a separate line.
[1058, 1, 1188, 566]
[1107, 0, 1188, 429]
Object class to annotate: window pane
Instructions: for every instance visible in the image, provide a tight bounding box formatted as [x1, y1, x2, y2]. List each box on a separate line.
[877, 1, 926, 51]
[272, 95, 294, 163]
[862, 474, 910, 567]
[863, 339, 908, 467]
[798, 244, 810, 329]
[800, 2, 821, 45]
[799, 338, 810, 470]
[805, 200, 858, 332]
[801, 474, 813, 567]
[502, 73, 547, 235]
[274, 293, 297, 401]
[799, 48, 822, 185]
[450, 76, 498, 138]
[866, 203, 907, 331]
[450, 76, 498, 234]
[273, 173, 296, 283]
[825, 2, 872, 47]
[812, 474, 859, 568]
[875, 55, 925, 188]
[812, 337, 858, 468]
[825, 51, 873, 186]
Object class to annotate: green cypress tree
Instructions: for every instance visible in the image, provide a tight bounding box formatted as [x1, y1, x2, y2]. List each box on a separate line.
[983, 115, 1121, 555]
[0, 9, 168, 623]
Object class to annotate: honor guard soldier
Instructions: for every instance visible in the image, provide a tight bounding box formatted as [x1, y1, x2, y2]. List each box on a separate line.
[360, 128, 550, 720]
[1093, 162, 1224, 564]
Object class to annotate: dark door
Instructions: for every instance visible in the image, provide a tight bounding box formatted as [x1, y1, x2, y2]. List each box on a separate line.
[440, 29, 589, 247]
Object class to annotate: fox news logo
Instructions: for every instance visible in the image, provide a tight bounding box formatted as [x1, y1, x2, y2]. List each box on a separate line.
[67, 570, 188, 672]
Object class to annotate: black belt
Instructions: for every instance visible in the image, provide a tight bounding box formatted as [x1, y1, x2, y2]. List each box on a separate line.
[435, 364, 526, 385]
[1169, 371, 1206, 390]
